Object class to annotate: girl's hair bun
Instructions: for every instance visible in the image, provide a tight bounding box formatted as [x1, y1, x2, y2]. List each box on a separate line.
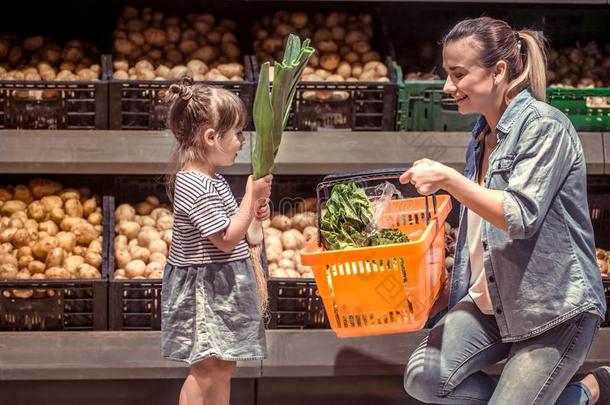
[168, 76, 194, 101]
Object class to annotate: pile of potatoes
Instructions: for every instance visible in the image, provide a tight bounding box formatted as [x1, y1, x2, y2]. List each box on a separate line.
[264, 210, 317, 279]
[0, 179, 104, 298]
[113, 196, 172, 280]
[547, 42, 610, 108]
[0, 34, 101, 81]
[253, 11, 390, 85]
[112, 6, 245, 81]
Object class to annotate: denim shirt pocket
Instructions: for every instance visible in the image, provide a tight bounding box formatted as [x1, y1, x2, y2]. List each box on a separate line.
[488, 154, 515, 188]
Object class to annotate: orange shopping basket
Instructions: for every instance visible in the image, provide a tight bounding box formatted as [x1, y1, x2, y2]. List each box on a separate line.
[300, 168, 452, 337]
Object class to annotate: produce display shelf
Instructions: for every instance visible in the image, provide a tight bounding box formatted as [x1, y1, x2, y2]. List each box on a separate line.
[0, 130, 605, 175]
[2, 329, 610, 381]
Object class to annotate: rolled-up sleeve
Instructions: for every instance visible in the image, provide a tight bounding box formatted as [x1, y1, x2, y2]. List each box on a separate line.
[502, 118, 577, 239]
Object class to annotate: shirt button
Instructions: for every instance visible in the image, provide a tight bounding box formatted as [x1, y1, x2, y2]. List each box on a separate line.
[496, 308, 503, 315]
[488, 275, 495, 283]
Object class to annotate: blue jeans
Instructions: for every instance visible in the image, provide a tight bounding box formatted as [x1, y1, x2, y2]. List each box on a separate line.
[404, 295, 600, 404]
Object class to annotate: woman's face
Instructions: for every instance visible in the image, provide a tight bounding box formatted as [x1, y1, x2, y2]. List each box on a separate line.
[442, 38, 498, 115]
[215, 126, 246, 166]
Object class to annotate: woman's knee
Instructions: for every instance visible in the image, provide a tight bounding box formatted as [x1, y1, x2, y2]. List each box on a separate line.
[404, 353, 442, 403]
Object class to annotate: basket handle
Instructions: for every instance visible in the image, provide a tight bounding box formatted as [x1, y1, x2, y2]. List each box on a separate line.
[316, 168, 438, 246]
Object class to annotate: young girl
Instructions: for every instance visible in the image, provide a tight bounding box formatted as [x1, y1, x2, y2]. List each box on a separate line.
[401, 17, 609, 404]
[161, 79, 272, 405]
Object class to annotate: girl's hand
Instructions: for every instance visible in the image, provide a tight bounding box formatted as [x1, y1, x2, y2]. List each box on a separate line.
[400, 159, 456, 195]
[247, 174, 273, 201]
[255, 199, 270, 221]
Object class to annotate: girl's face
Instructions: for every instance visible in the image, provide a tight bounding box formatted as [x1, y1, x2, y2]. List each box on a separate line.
[213, 126, 246, 167]
[442, 38, 499, 115]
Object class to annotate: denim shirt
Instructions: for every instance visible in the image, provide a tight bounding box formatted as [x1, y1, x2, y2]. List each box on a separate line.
[449, 89, 607, 342]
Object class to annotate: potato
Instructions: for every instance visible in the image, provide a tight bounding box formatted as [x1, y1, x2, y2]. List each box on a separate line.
[128, 238, 139, 248]
[45, 266, 71, 279]
[0, 188, 12, 202]
[145, 261, 163, 278]
[281, 250, 296, 262]
[39, 220, 59, 236]
[28, 260, 45, 274]
[87, 212, 102, 226]
[0, 228, 17, 244]
[41, 195, 63, 212]
[136, 201, 155, 216]
[138, 227, 161, 247]
[0, 263, 18, 279]
[115, 248, 132, 269]
[156, 215, 173, 231]
[18, 254, 34, 269]
[271, 268, 288, 278]
[29, 179, 62, 200]
[73, 246, 87, 256]
[50, 207, 65, 224]
[28, 200, 47, 221]
[32, 236, 58, 260]
[59, 188, 80, 202]
[13, 185, 33, 204]
[60, 216, 82, 232]
[361, 51, 381, 64]
[139, 216, 156, 227]
[64, 199, 84, 218]
[125, 259, 146, 278]
[130, 246, 150, 262]
[9, 218, 23, 229]
[160, 229, 172, 246]
[85, 251, 102, 268]
[359, 69, 378, 81]
[115, 234, 128, 247]
[88, 240, 102, 254]
[1, 200, 27, 216]
[148, 239, 168, 256]
[270, 215, 291, 232]
[149, 252, 167, 266]
[115, 204, 136, 222]
[45, 247, 65, 268]
[278, 258, 295, 270]
[217, 63, 243, 78]
[72, 222, 97, 245]
[17, 246, 32, 258]
[77, 263, 101, 279]
[64, 255, 84, 274]
[344, 52, 359, 64]
[11, 228, 30, 248]
[264, 227, 283, 239]
[0, 253, 18, 267]
[150, 208, 171, 221]
[266, 245, 282, 263]
[82, 198, 97, 217]
[337, 62, 351, 79]
[303, 226, 318, 243]
[114, 269, 126, 279]
[119, 221, 140, 240]
[148, 269, 164, 279]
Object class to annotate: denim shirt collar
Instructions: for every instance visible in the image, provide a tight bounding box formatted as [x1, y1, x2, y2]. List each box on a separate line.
[471, 89, 536, 140]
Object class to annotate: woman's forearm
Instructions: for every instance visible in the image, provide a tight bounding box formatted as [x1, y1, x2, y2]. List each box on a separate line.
[444, 170, 508, 232]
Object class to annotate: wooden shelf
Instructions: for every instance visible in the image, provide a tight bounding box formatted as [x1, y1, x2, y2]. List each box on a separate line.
[0, 130, 606, 175]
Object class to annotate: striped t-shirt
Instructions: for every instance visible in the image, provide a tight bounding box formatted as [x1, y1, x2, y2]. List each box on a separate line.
[167, 171, 250, 265]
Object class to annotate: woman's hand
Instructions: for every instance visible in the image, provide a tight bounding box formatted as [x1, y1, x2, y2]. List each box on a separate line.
[399, 159, 457, 195]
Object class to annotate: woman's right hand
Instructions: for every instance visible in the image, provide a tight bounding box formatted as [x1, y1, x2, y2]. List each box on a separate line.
[248, 174, 273, 202]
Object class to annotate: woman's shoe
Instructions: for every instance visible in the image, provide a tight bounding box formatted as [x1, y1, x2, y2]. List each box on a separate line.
[591, 366, 610, 405]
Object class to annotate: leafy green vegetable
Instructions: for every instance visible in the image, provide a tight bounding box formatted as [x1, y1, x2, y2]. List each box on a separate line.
[320, 182, 409, 250]
[252, 35, 315, 179]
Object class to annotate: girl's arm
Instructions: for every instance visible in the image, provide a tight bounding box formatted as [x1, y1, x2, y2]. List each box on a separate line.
[208, 175, 272, 253]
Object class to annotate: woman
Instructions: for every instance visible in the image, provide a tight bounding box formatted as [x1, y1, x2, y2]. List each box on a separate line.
[401, 17, 608, 404]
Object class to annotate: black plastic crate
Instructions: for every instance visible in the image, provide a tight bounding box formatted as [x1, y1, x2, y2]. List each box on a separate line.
[603, 279, 610, 328]
[251, 56, 397, 131]
[107, 56, 255, 130]
[266, 278, 329, 329]
[0, 195, 111, 331]
[0, 80, 108, 129]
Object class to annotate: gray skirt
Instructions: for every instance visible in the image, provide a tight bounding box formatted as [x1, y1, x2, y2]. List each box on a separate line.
[161, 258, 267, 365]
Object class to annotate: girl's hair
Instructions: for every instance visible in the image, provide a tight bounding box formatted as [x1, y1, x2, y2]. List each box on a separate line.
[442, 16, 548, 102]
[165, 77, 247, 203]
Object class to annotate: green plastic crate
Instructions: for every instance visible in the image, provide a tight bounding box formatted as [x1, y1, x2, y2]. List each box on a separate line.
[547, 87, 610, 131]
[395, 65, 477, 132]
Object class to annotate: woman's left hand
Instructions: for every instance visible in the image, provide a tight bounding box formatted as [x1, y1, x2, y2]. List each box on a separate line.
[400, 159, 456, 195]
